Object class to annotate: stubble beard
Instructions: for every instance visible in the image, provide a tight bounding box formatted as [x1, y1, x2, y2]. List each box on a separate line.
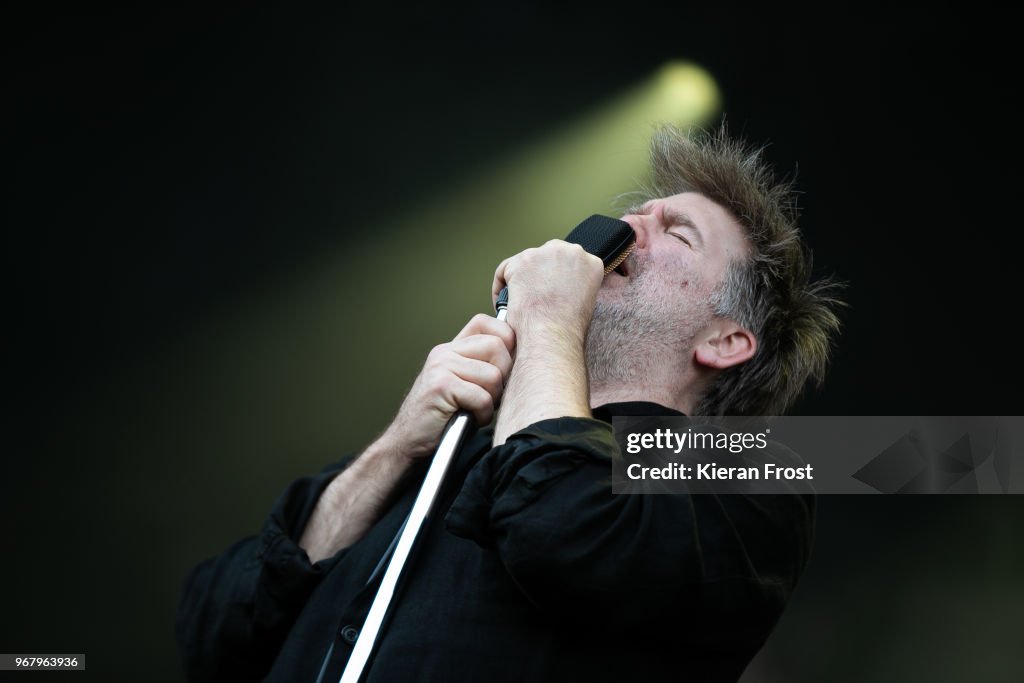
[585, 263, 711, 390]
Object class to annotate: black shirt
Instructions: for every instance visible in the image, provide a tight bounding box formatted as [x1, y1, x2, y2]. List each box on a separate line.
[176, 402, 814, 682]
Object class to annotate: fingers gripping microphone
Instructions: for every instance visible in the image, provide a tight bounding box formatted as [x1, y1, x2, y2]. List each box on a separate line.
[495, 214, 636, 315]
[334, 215, 635, 683]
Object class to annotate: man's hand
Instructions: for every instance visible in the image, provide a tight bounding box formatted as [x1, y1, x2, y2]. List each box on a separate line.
[492, 239, 605, 340]
[380, 313, 516, 462]
[490, 240, 605, 446]
[299, 313, 514, 562]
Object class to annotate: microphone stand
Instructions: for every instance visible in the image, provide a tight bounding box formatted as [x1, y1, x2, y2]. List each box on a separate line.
[335, 300, 509, 683]
[330, 214, 631, 682]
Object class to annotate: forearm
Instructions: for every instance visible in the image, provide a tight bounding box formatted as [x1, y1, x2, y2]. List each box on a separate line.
[298, 432, 414, 563]
[493, 320, 591, 446]
[301, 312, 516, 562]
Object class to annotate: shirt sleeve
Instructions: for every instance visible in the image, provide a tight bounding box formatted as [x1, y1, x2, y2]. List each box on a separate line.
[175, 459, 350, 683]
[444, 417, 814, 644]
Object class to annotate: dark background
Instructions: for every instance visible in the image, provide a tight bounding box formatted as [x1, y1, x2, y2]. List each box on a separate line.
[3, 4, 1022, 681]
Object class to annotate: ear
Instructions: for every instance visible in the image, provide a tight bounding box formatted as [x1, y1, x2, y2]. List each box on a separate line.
[694, 322, 757, 370]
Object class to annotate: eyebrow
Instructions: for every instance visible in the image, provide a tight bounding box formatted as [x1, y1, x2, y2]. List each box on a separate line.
[662, 207, 705, 248]
[628, 200, 655, 214]
[628, 201, 706, 248]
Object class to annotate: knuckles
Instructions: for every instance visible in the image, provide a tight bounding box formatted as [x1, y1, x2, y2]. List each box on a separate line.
[497, 241, 602, 284]
[460, 384, 494, 415]
[479, 334, 506, 355]
[469, 313, 493, 328]
[481, 362, 503, 387]
[425, 344, 449, 366]
[422, 365, 450, 393]
[529, 240, 602, 269]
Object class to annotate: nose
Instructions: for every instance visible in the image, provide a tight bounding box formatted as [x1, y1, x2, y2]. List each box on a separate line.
[621, 213, 653, 251]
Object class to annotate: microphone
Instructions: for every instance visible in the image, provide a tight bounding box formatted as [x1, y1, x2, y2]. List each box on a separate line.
[495, 214, 636, 315]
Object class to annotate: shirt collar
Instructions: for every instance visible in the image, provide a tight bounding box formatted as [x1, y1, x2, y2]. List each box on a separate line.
[590, 401, 685, 424]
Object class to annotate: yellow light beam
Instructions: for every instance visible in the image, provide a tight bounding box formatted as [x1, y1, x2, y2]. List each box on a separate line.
[84, 61, 723, 485]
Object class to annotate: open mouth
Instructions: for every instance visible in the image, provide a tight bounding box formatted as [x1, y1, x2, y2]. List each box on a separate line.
[613, 259, 630, 277]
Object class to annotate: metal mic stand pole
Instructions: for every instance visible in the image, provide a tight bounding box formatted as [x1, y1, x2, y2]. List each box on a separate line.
[333, 214, 633, 682]
[336, 296, 509, 683]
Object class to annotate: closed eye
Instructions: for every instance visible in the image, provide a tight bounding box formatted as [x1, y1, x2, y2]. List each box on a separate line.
[670, 232, 691, 246]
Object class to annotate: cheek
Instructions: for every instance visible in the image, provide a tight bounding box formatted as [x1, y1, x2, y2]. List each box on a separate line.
[673, 271, 715, 301]
[668, 263, 700, 291]
[640, 253, 706, 296]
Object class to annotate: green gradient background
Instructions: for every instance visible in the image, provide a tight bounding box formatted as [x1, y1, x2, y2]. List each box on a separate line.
[4, 6, 1023, 682]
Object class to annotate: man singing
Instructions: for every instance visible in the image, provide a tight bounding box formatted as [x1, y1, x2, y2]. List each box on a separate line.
[176, 125, 842, 682]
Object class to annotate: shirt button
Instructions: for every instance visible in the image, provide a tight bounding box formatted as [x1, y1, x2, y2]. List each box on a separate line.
[340, 625, 359, 644]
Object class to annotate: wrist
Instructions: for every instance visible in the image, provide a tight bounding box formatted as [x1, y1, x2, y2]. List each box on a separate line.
[368, 428, 421, 469]
[493, 323, 591, 445]
[514, 313, 587, 351]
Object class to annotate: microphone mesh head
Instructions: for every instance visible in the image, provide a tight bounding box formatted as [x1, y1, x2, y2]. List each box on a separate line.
[565, 215, 637, 273]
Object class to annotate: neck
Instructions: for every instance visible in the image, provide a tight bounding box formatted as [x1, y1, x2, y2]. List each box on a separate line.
[589, 385, 688, 414]
[589, 368, 703, 415]
[583, 299, 713, 416]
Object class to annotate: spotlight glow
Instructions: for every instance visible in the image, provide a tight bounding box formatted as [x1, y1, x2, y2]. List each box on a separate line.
[653, 61, 721, 126]
[147, 60, 725, 472]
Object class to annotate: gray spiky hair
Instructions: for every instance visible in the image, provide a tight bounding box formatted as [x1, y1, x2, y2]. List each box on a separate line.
[632, 124, 843, 415]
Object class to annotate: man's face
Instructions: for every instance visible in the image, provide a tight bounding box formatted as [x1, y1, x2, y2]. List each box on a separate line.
[585, 192, 749, 385]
